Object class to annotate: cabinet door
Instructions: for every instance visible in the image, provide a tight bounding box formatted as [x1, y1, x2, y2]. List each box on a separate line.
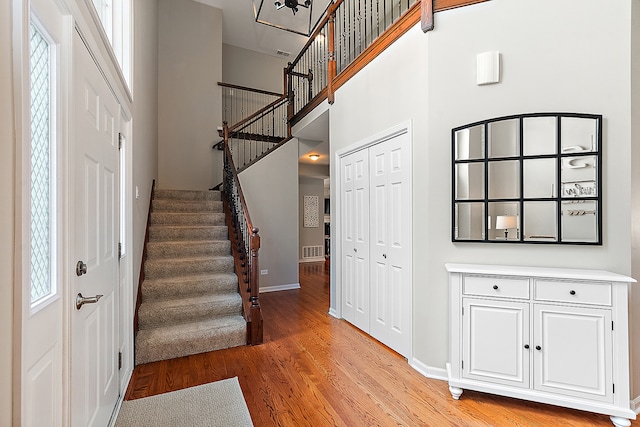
[533, 304, 613, 403]
[462, 298, 530, 388]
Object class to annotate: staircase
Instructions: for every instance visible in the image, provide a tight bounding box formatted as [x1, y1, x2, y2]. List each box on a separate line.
[135, 189, 247, 365]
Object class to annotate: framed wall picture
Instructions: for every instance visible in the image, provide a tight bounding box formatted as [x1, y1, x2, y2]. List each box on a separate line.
[304, 195, 319, 228]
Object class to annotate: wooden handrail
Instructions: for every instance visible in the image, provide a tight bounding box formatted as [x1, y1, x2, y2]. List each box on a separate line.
[224, 125, 256, 232]
[218, 81, 283, 98]
[287, 0, 489, 124]
[222, 123, 263, 345]
[228, 95, 288, 133]
[288, 1, 343, 71]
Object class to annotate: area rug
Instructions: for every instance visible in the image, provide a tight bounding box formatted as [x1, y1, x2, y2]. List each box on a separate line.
[115, 377, 253, 427]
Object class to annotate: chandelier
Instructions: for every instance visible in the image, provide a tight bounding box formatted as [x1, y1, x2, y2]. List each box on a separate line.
[274, 0, 311, 16]
[253, 0, 330, 37]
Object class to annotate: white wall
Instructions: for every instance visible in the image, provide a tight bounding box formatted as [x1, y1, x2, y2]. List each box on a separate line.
[1, 0, 14, 423]
[239, 141, 299, 290]
[329, 0, 635, 389]
[132, 0, 159, 294]
[299, 177, 326, 260]
[158, 0, 222, 190]
[425, 0, 632, 369]
[222, 43, 288, 94]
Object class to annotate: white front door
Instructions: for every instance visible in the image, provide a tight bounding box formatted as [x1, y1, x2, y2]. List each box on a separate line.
[70, 30, 120, 427]
[368, 133, 412, 357]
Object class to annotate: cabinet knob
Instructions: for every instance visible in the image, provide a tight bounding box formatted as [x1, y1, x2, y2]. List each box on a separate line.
[524, 344, 530, 349]
[536, 345, 542, 351]
[492, 285, 499, 290]
[570, 290, 576, 295]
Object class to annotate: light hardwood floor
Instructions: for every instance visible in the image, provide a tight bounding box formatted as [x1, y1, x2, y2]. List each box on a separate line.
[125, 261, 638, 426]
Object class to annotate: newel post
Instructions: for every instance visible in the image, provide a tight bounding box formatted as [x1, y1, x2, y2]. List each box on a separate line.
[327, 4, 337, 104]
[249, 228, 263, 344]
[421, 0, 434, 33]
[286, 63, 294, 124]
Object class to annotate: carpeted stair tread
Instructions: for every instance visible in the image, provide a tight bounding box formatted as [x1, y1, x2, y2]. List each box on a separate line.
[136, 188, 246, 365]
[138, 293, 243, 329]
[135, 315, 246, 365]
[154, 189, 221, 201]
[149, 225, 228, 241]
[150, 212, 226, 226]
[141, 273, 238, 301]
[152, 199, 223, 213]
[146, 240, 231, 259]
[145, 255, 234, 279]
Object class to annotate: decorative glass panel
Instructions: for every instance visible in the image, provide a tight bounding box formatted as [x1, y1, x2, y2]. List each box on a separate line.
[29, 23, 53, 305]
[455, 163, 484, 200]
[523, 116, 557, 156]
[488, 119, 519, 158]
[523, 158, 556, 198]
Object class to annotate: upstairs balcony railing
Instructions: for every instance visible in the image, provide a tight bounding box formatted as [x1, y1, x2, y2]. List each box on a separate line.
[287, 0, 418, 119]
[286, 0, 488, 123]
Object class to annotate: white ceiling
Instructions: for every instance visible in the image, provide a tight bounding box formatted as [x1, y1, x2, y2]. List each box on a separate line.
[194, 0, 328, 59]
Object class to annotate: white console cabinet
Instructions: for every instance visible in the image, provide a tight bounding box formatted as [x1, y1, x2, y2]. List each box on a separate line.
[445, 264, 636, 427]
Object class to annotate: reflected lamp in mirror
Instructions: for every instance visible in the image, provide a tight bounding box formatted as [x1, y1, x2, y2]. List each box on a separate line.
[496, 215, 517, 239]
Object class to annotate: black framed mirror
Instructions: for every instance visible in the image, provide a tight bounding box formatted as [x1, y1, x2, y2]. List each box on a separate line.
[452, 113, 602, 244]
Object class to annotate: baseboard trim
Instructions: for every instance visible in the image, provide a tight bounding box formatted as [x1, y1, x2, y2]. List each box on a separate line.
[632, 395, 640, 414]
[299, 257, 326, 263]
[328, 308, 340, 318]
[409, 358, 448, 381]
[259, 283, 301, 293]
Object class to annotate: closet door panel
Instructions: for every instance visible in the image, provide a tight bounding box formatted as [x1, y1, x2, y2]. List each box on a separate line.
[341, 149, 370, 332]
[369, 133, 412, 357]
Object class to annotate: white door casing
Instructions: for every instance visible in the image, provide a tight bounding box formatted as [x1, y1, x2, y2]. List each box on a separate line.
[337, 121, 413, 358]
[70, 30, 120, 427]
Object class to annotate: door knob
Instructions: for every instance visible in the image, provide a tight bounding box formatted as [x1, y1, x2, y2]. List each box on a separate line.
[76, 293, 103, 310]
[76, 260, 87, 276]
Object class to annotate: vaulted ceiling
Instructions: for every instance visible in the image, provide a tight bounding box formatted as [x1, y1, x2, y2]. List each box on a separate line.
[194, 0, 330, 59]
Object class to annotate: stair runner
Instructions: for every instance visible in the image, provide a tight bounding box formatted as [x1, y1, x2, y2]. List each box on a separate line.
[135, 189, 246, 365]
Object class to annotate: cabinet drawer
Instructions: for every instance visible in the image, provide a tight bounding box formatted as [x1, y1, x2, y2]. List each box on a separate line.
[463, 276, 530, 299]
[534, 280, 611, 306]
